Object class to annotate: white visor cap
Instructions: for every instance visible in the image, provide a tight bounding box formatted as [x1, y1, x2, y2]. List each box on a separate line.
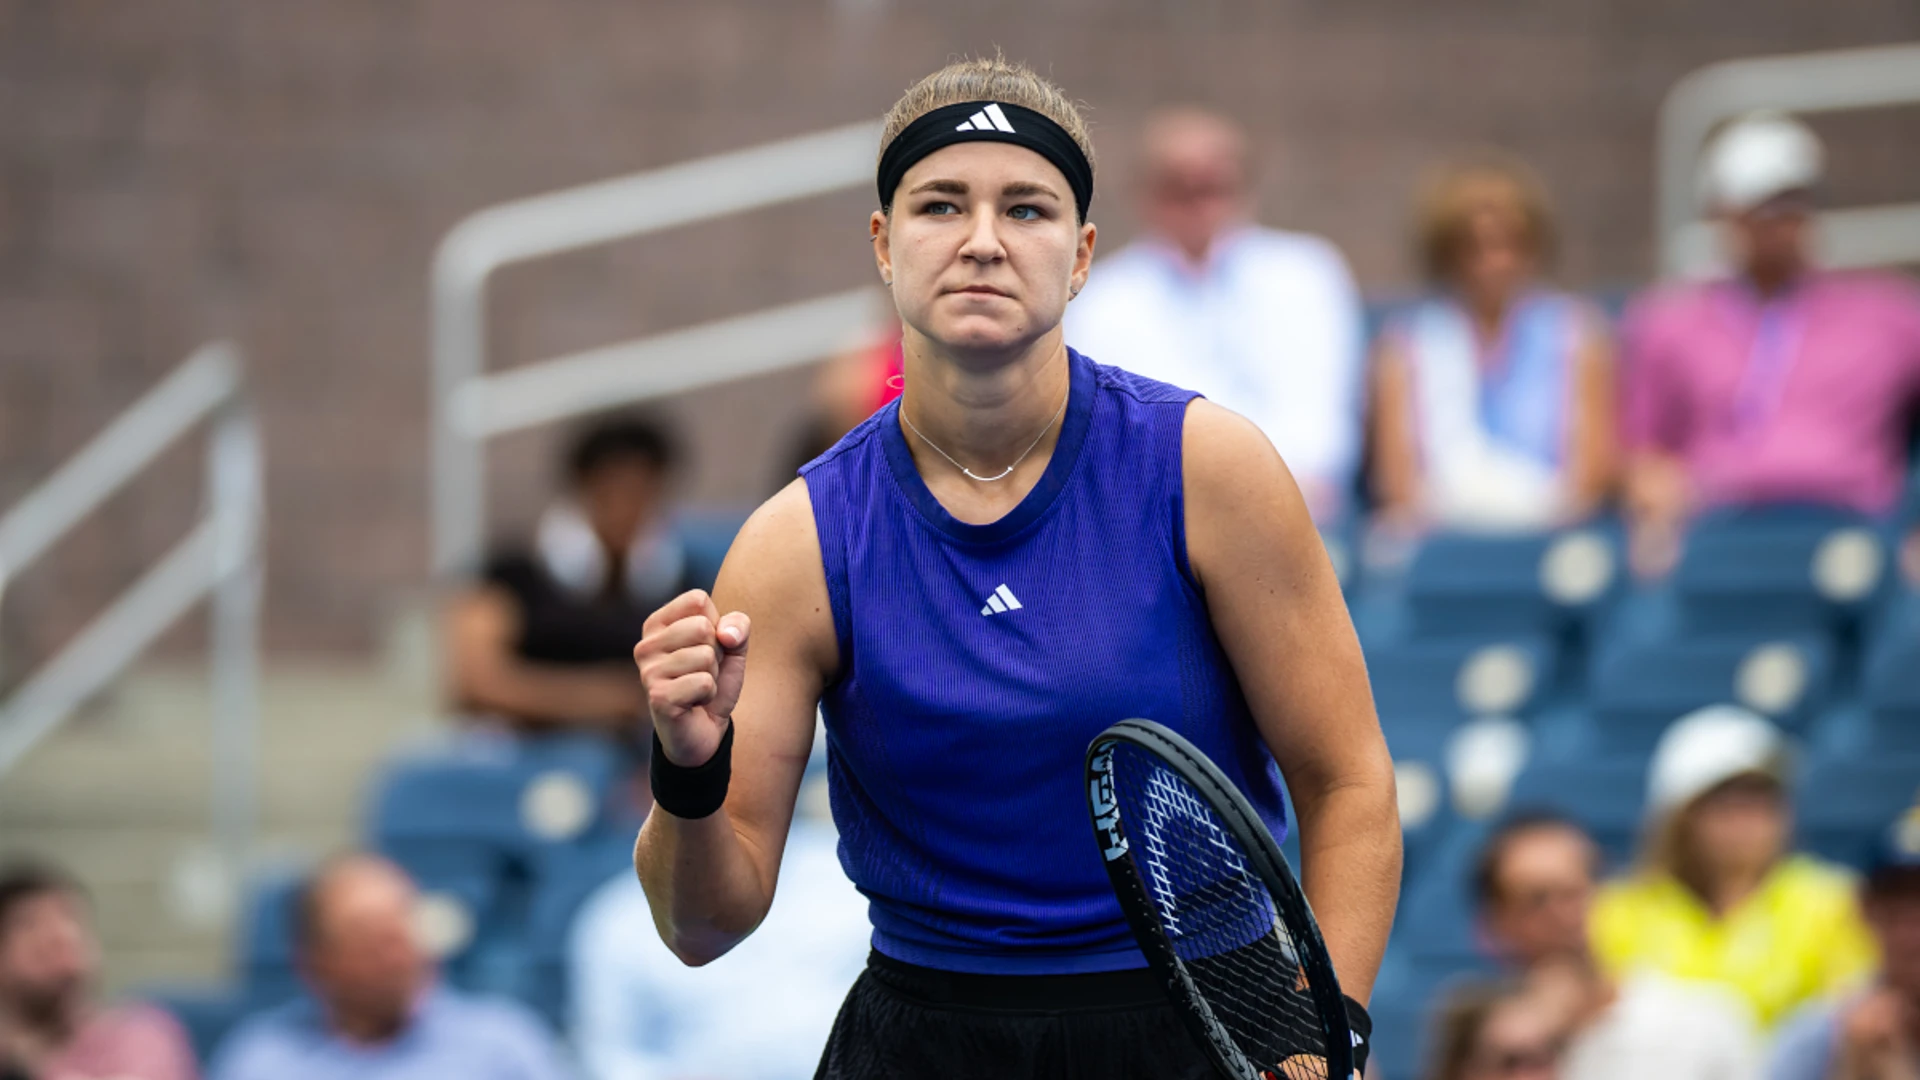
[1647, 704, 1788, 817]
[1698, 112, 1825, 214]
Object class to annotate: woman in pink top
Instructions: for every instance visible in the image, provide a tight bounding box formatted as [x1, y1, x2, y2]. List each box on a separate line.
[0, 863, 197, 1080]
[1622, 113, 1920, 576]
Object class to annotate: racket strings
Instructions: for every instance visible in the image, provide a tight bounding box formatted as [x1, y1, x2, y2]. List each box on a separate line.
[1109, 745, 1331, 1079]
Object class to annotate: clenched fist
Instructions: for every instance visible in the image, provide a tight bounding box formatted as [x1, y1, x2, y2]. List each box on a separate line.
[633, 589, 750, 768]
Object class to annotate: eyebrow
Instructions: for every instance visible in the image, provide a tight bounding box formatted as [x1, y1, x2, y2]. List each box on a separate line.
[905, 179, 1063, 201]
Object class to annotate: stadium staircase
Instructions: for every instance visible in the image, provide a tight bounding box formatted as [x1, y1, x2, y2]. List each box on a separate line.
[0, 660, 433, 995]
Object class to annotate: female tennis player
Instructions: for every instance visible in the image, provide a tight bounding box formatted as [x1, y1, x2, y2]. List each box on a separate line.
[631, 56, 1400, 1079]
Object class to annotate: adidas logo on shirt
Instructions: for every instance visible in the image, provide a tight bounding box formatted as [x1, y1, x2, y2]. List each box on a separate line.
[980, 584, 1023, 616]
[955, 103, 1017, 134]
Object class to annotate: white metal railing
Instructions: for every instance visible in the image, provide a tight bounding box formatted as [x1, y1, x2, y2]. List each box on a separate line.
[0, 342, 262, 873]
[431, 120, 889, 577]
[1658, 42, 1920, 279]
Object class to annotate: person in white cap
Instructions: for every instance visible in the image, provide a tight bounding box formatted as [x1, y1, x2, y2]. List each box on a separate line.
[1590, 706, 1876, 1029]
[1619, 112, 1920, 576]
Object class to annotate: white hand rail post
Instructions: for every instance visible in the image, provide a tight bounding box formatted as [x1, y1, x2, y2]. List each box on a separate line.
[207, 398, 263, 875]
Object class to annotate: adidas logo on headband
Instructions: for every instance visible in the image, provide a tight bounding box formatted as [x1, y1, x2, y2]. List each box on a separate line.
[955, 103, 1017, 134]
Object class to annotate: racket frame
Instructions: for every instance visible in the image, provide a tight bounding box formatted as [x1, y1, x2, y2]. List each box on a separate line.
[1087, 717, 1355, 1080]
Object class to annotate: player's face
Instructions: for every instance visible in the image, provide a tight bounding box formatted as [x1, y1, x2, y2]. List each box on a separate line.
[1685, 775, 1789, 883]
[1454, 207, 1534, 308]
[1485, 827, 1596, 966]
[0, 891, 94, 1018]
[1728, 192, 1812, 283]
[578, 457, 666, 553]
[873, 142, 1095, 364]
[303, 865, 429, 1032]
[1865, 875, 1920, 997]
[1463, 999, 1565, 1080]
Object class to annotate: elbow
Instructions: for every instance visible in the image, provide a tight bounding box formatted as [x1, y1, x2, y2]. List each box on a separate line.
[665, 937, 726, 968]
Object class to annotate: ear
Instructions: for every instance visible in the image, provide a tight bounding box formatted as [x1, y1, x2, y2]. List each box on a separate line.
[1069, 220, 1097, 298]
[870, 210, 894, 286]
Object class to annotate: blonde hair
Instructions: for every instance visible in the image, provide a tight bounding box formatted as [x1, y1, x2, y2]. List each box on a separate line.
[1414, 152, 1558, 284]
[878, 55, 1096, 199]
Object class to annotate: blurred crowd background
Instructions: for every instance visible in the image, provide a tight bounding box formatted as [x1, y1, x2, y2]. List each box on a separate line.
[3, 3, 1920, 1079]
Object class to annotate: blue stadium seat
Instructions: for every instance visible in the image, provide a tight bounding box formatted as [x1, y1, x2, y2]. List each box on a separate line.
[1858, 604, 1920, 753]
[234, 872, 306, 1001]
[1404, 529, 1622, 641]
[1505, 760, 1646, 869]
[1369, 637, 1558, 724]
[1396, 822, 1491, 968]
[1797, 754, 1920, 868]
[1586, 633, 1834, 751]
[1671, 509, 1889, 636]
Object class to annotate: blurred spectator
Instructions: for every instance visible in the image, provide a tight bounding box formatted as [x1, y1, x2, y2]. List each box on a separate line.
[1769, 806, 1920, 1080]
[1621, 112, 1920, 576]
[1370, 155, 1616, 533]
[783, 331, 904, 484]
[569, 760, 868, 1079]
[1591, 707, 1876, 1029]
[1425, 979, 1567, 1080]
[0, 861, 196, 1080]
[1066, 107, 1365, 522]
[1475, 812, 1757, 1079]
[210, 855, 570, 1080]
[446, 414, 689, 738]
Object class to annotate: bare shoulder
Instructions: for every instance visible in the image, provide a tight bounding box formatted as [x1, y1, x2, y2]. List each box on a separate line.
[714, 478, 837, 673]
[1180, 399, 1322, 592]
[1182, 398, 1296, 508]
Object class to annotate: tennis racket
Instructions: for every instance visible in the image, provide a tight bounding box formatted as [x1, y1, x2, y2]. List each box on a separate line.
[1086, 719, 1363, 1080]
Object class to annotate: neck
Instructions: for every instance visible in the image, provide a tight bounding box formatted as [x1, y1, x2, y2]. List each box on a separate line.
[1745, 262, 1804, 298]
[329, 1005, 410, 1047]
[1695, 866, 1768, 917]
[896, 329, 1071, 478]
[1458, 286, 1515, 339]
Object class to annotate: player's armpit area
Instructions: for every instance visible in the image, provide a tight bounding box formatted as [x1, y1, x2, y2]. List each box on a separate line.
[1179, 398, 1401, 1004]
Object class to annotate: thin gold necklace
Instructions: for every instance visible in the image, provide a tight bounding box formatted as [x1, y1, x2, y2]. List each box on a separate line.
[899, 386, 1069, 483]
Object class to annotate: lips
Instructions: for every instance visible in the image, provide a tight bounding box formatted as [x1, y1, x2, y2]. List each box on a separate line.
[949, 286, 1012, 298]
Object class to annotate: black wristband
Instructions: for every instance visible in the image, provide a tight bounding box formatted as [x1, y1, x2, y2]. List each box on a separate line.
[1344, 994, 1373, 1075]
[649, 723, 734, 819]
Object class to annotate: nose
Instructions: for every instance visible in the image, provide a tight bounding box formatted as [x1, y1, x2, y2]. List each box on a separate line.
[957, 206, 1007, 265]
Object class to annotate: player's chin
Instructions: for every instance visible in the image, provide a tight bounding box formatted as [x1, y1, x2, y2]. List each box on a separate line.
[929, 310, 1056, 354]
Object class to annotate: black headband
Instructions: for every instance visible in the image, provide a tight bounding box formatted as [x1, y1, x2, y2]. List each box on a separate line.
[877, 101, 1094, 222]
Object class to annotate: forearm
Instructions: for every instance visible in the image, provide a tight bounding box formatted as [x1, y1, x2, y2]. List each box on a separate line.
[458, 661, 635, 727]
[632, 804, 775, 966]
[1292, 774, 1401, 1004]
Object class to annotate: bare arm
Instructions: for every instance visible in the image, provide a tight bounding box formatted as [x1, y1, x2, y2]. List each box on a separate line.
[1183, 399, 1401, 1003]
[444, 586, 644, 729]
[1367, 337, 1424, 528]
[631, 479, 837, 966]
[1560, 311, 1619, 521]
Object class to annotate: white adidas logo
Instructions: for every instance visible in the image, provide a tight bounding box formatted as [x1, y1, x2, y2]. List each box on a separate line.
[955, 103, 1017, 134]
[980, 584, 1023, 616]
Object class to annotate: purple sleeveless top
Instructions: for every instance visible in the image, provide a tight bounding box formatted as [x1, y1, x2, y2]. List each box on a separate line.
[799, 347, 1289, 974]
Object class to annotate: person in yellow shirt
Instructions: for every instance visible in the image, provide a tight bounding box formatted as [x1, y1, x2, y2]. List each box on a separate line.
[1591, 705, 1877, 1029]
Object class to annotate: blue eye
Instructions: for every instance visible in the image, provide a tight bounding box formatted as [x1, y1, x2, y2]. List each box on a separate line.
[1009, 205, 1043, 221]
[923, 201, 959, 216]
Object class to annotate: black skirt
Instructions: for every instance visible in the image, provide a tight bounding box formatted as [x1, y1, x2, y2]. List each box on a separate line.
[814, 951, 1218, 1080]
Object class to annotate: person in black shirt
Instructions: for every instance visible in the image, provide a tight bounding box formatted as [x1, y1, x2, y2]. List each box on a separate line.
[445, 414, 693, 737]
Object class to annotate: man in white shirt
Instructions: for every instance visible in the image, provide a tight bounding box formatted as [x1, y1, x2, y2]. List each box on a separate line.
[1065, 108, 1364, 522]
[1475, 811, 1759, 1080]
[568, 766, 870, 1080]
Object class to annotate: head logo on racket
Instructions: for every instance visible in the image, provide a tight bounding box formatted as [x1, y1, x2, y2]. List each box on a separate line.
[1088, 747, 1129, 861]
